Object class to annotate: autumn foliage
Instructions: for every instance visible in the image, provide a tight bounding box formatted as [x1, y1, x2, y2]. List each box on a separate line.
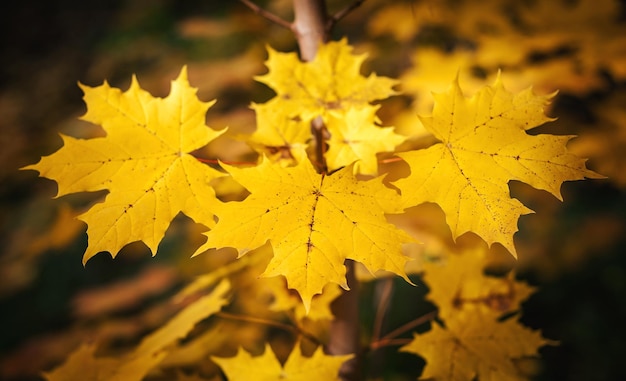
[11, 0, 624, 380]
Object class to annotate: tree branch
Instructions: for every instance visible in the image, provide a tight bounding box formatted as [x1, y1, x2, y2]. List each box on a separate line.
[239, 0, 293, 30]
[326, 0, 367, 32]
[370, 310, 437, 350]
[293, 0, 328, 61]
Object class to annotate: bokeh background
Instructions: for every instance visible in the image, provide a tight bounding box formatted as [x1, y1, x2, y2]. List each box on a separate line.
[1, 0, 626, 380]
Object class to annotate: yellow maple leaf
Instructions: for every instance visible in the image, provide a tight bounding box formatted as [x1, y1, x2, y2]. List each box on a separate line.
[24, 67, 226, 263]
[423, 246, 536, 321]
[268, 279, 343, 321]
[325, 105, 406, 175]
[402, 316, 547, 381]
[194, 154, 414, 311]
[255, 38, 398, 123]
[394, 74, 602, 256]
[401, 311, 549, 381]
[247, 99, 311, 162]
[44, 280, 230, 381]
[212, 343, 353, 381]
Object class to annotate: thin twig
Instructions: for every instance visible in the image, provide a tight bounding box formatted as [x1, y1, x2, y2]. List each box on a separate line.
[370, 310, 437, 350]
[326, 0, 367, 31]
[371, 278, 394, 344]
[216, 311, 322, 346]
[239, 0, 293, 30]
[370, 337, 413, 350]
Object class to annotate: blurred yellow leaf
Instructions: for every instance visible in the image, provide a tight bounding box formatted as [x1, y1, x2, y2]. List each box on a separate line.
[44, 280, 230, 381]
[212, 343, 352, 381]
[401, 311, 549, 381]
[423, 246, 535, 321]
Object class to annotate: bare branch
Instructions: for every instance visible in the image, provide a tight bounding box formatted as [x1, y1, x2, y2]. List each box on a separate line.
[369, 310, 437, 350]
[239, 0, 293, 30]
[326, 0, 367, 32]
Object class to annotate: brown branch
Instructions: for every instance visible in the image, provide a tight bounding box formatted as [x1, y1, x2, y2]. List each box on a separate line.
[370, 310, 437, 350]
[369, 337, 413, 350]
[328, 260, 361, 380]
[216, 311, 322, 346]
[326, 0, 367, 32]
[311, 116, 329, 174]
[239, 0, 293, 30]
[293, 0, 329, 61]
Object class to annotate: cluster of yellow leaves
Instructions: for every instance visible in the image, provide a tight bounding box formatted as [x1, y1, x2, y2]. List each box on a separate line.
[43, 280, 230, 381]
[23, 35, 604, 380]
[212, 343, 352, 381]
[401, 246, 551, 381]
[195, 154, 413, 311]
[369, 0, 626, 91]
[368, 0, 626, 132]
[250, 38, 406, 175]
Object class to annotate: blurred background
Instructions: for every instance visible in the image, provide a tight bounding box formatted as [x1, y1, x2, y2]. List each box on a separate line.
[1, 0, 626, 380]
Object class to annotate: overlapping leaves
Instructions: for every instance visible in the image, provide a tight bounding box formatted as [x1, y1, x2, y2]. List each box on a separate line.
[212, 343, 352, 381]
[195, 154, 413, 311]
[24, 35, 604, 380]
[251, 38, 405, 175]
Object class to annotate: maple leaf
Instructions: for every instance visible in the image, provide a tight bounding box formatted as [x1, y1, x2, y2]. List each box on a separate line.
[268, 280, 343, 321]
[401, 312, 549, 381]
[394, 74, 602, 256]
[423, 246, 536, 321]
[255, 38, 398, 123]
[24, 67, 226, 263]
[44, 280, 230, 381]
[247, 99, 311, 162]
[212, 343, 353, 381]
[325, 105, 406, 175]
[194, 154, 414, 311]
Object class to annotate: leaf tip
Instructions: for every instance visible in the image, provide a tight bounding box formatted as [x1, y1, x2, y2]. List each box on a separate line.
[177, 65, 190, 83]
